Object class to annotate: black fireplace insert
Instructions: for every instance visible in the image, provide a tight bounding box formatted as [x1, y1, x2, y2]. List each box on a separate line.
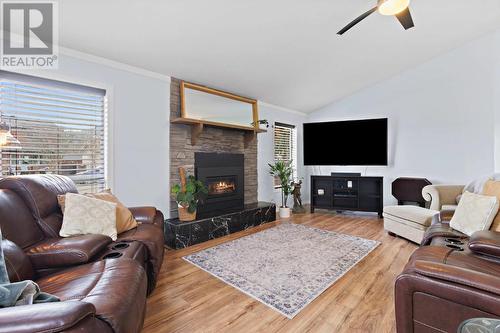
[195, 152, 244, 217]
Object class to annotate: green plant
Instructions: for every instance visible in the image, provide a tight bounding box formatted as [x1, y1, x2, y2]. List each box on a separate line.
[171, 175, 208, 213]
[269, 160, 293, 208]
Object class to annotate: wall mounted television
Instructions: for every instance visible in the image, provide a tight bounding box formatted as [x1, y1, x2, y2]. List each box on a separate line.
[303, 118, 388, 166]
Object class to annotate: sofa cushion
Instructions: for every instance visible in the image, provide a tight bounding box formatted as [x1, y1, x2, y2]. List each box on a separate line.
[482, 180, 500, 232]
[0, 190, 45, 249]
[60, 193, 118, 241]
[26, 235, 112, 270]
[36, 259, 147, 333]
[0, 175, 77, 238]
[450, 192, 499, 236]
[59, 190, 138, 234]
[383, 206, 439, 227]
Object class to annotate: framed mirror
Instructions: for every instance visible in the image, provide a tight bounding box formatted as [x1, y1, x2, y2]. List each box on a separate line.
[180, 82, 259, 130]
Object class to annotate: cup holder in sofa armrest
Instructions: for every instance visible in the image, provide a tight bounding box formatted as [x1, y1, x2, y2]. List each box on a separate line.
[112, 242, 130, 250]
[445, 238, 464, 245]
[446, 244, 464, 251]
[103, 252, 123, 259]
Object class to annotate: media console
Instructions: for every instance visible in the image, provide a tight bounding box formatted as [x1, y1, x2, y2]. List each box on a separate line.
[310, 174, 383, 217]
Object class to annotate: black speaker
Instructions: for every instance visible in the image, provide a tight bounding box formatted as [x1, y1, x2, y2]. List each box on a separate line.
[330, 172, 362, 177]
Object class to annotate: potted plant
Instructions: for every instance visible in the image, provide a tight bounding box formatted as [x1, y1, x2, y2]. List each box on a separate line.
[269, 160, 293, 218]
[171, 171, 208, 222]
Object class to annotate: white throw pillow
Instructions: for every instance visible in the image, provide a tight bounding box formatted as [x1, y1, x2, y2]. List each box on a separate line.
[450, 191, 499, 236]
[59, 192, 118, 240]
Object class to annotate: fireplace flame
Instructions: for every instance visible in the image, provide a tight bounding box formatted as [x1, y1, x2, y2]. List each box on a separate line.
[210, 181, 236, 194]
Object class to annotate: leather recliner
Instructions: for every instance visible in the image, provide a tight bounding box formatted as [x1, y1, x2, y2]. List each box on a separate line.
[0, 174, 166, 332]
[395, 220, 500, 333]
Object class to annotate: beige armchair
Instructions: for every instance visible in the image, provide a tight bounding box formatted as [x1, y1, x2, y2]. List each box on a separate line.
[421, 185, 465, 211]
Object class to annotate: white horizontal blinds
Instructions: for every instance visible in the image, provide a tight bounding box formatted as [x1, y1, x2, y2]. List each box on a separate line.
[0, 71, 107, 193]
[273, 122, 297, 187]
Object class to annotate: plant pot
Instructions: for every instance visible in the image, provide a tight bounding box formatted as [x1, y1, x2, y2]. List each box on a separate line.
[178, 205, 196, 222]
[279, 207, 291, 218]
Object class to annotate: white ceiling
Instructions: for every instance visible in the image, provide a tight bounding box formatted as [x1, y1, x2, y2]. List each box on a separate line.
[59, 0, 500, 112]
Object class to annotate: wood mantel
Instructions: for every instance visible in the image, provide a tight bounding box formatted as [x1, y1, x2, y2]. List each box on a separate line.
[170, 117, 266, 147]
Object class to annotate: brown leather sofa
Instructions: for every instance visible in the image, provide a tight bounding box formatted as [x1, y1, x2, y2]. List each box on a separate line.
[0, 174, 165, 333]
[395, 220, 500, 333]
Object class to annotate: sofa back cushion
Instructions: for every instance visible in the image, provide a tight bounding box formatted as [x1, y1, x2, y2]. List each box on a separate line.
[482, 180, 500, 232]
[2, 239, 34, 282]
[0, 175, 78, 238]
[0, 189, 44, 248]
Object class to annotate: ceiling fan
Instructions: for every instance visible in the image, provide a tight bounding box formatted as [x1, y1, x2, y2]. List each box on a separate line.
[337, 0, 414, 35]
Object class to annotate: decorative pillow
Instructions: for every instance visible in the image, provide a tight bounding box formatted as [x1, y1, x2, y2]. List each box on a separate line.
[450, 191, 499, 236]
[59, 193, 118, 240]
[58, 190, 138, 234]
[482, 180, 500, 232]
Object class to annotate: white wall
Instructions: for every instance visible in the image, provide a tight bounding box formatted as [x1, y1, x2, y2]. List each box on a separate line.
[257, 103, 308, 206]
[307, 29, 500, 206]
[20, 51, 172, 215]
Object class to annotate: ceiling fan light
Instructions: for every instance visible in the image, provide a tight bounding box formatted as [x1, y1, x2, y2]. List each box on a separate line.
[378, 0, 410, 15]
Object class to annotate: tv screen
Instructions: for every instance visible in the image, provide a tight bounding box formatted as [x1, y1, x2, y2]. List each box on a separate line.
[303, 118, 388, 166]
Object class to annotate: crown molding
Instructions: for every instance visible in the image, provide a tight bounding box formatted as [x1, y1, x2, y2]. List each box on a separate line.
[60, 47, 171, 83]
[258, 101, 307, 116]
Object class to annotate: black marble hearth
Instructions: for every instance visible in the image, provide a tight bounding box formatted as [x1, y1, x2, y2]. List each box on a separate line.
[164, 202, 276, 249]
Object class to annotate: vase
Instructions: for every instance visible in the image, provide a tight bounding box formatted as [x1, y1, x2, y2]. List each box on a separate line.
[178, 205, 196, 222]
[279, 207, 291, 218]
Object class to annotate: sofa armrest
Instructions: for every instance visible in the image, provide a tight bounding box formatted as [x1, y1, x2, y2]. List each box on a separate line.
[414, 260, 500, 296]
[26, 235, 112, 270]
[469, 231, 500, 259]
[0, 301, 96, 333]
[129, 207, 164, 229]
[420, 222, 467, 246]
[422, 185, 464, 211]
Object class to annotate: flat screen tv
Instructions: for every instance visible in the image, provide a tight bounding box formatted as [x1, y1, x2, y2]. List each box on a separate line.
[303, 118, 388, 166]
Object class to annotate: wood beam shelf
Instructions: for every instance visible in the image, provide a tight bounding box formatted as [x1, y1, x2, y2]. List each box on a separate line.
[171, 117, 266, 148]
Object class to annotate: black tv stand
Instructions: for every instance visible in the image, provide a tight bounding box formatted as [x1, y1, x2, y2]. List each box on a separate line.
[310, 175, 383, 217]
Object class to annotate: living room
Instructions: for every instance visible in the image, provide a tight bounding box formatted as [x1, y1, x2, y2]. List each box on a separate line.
[0, 1, 499, 332]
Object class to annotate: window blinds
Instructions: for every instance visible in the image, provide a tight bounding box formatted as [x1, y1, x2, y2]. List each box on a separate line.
[0, 71, 107, 193]
[273, 122, 297, 187]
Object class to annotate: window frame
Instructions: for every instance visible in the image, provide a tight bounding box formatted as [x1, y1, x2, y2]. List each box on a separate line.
[273, 121, 297, 189]
[0, 70, 113, 191]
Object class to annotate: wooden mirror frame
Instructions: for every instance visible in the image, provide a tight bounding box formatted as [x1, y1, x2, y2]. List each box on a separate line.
[179, 81, 259, 131]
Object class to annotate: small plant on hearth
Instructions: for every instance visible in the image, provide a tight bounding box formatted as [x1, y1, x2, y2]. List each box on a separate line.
[171, 171, 208, 221]
[269, 160, 293, 218]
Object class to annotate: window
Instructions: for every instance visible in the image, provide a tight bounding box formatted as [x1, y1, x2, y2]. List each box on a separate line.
[273, 122, 297, 187]
[0, 71, 107, 193]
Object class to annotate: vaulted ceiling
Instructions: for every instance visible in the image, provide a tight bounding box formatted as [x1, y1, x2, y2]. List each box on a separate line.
[60, 0, 500, 112]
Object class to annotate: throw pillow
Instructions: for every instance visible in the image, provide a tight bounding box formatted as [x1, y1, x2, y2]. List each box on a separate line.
[58, 190, 138, 234]
[450, 191, 499, 236]
[482, 180, 500, 232]
[59, 193, 118, 240]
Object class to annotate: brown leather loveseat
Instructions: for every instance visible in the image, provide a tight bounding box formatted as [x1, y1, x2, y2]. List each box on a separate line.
[395, 219, 500, 332]
[0, 174, 165, 333]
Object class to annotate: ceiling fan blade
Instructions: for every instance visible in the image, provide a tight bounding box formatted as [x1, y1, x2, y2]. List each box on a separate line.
[395, 7, 414, 30]
[337, 6, 378, 35]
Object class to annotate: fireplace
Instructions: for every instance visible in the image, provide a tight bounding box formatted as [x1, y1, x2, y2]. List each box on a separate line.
[195, 152, 244, 217]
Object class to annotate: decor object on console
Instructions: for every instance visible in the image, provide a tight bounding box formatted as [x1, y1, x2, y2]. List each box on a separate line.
[183, 223, 380, 318]
[165, 202, 276, 249]
[292, 180, 305, 214]
[269, 160, 293, 218]
[171, 167, 208, 222]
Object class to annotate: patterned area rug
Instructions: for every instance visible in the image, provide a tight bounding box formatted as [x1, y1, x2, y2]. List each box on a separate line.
[183, 223, 380, 318]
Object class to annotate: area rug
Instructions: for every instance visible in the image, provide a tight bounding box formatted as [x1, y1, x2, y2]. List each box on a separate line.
[183, 223, 380, 318]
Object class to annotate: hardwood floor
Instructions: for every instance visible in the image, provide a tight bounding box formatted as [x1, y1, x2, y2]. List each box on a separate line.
[143, 211, 417, 333]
